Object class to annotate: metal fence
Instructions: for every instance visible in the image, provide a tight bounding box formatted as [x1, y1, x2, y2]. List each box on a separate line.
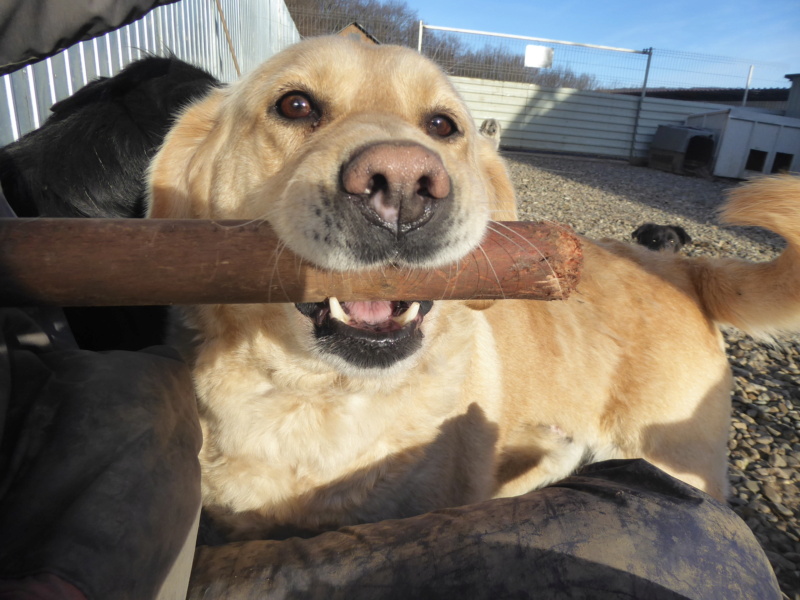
[417, 24, 791, 102]
[288, 8, 420, 47]
[419, 25, 652, 91]
[285, 12, 791, 106]
[0, 0, 300, 146]
[646, 47, 789, 91]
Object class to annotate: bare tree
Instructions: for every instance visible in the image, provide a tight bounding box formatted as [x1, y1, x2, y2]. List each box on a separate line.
[287, 0, 419, 46]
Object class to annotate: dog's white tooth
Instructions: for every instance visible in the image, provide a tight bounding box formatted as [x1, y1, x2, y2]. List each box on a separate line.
[329, 297, 350, 323]
[392, 301, 420, 326]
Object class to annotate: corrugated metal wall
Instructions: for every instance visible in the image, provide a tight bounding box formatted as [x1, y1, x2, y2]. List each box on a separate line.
[452, 76, 729, 160]
[0, 0, 300, 146]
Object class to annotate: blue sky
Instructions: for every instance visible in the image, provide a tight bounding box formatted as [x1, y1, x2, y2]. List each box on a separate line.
[403, 0, 799, 88]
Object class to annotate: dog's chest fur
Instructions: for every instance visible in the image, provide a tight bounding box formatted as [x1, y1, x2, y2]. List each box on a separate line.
[182, 303, 505, 537]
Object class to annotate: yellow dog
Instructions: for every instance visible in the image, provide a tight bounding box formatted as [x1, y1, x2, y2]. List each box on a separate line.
[147, 36, 800, 541]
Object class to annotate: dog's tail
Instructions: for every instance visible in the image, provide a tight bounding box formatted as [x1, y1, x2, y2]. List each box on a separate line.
[692, 174, 800, 338]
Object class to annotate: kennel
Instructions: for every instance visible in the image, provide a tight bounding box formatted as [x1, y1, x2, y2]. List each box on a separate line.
[685, 108, 800, 179]
[648, 125, 716, 174]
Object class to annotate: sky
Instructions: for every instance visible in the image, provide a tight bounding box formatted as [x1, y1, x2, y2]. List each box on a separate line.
[402, 0, 800, 89]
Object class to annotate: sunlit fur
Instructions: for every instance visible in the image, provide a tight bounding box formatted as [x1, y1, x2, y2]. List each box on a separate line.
[147, 37, 800, 541]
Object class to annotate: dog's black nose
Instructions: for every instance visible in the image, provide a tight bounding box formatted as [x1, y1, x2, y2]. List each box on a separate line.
[341, 142, 451, 234]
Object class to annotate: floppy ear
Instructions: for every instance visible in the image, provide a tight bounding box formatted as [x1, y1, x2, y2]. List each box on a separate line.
[674, 225, 692, 245]
[631, 224, 650, 241]
[479, 144, 517, 222]
[146, 90, 226, 219]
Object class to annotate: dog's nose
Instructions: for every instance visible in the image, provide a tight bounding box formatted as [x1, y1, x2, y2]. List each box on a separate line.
[341, 142, 451, 234]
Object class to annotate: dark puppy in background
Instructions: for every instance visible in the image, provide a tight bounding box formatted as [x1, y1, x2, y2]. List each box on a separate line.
[0, 55, 218, 219]
[632, 223, 692, 252]
[0, 56, 218, 350]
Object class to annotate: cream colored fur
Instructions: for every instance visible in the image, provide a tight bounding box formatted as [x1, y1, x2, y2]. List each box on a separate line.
[147, 37, 800, 541]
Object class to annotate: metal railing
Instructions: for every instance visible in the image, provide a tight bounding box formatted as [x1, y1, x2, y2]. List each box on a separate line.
[416, 23, 790, 98]
[419, 24, 652, 91]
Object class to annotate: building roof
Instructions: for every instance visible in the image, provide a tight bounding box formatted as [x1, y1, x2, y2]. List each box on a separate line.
[336, 22, 380, 45]
[611, 87, 789, 102]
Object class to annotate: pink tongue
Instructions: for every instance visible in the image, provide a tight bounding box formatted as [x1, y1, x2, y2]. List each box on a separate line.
[343, 301, 393, 325]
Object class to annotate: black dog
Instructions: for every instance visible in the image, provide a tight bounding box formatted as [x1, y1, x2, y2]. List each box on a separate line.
[0, 56, 219, 350]
[632, 223, 692, 252]
[0, 55, 218, 218]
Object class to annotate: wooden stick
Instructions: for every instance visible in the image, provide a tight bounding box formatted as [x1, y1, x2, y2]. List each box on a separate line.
[0, 219, 582, 306]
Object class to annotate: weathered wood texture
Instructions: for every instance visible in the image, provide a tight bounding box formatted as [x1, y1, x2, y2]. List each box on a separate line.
[0, 219, 582, 306]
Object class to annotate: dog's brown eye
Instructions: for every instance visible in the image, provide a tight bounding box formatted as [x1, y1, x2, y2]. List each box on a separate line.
[277, 92, 315, 120]
[427, 115, 457, 138]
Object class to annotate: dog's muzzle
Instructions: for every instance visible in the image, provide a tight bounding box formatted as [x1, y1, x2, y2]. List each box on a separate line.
[296, 298, 434, 368]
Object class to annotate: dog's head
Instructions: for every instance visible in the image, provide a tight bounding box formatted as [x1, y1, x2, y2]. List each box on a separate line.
[631, 223, 692, 252]
[478, 118, 501, 150]
[147, 37, 516, 372]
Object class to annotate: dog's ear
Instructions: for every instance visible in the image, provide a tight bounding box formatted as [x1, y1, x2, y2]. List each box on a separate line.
[631, 223, 652, 241]
[147, 90, 226, 219]
[673, 225, 692, 245]
[479, 144, 517, 222]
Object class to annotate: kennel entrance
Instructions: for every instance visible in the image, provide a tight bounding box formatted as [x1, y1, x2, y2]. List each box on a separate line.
[648, 125, 715, 175]
[686, 108, 800, 179]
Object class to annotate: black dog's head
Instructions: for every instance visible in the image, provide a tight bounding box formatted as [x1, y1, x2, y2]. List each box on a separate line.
[632, 223, 692, 252]
[0, 56, 219, 218]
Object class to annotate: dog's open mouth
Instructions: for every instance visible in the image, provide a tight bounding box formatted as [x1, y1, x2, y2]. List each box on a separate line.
[296, 298, 434, 368]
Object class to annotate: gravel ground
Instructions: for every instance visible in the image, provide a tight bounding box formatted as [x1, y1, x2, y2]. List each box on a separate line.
[503, 151, 800, 599]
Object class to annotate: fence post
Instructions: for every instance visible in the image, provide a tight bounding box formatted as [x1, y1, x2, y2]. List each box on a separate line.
[417, 21, 424, 53]
[628, 47, 653, 164]
[742, 65, 754, 106]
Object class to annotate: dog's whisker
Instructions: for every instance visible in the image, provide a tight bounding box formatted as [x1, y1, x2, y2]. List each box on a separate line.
[486, 222, 563, 299]
[451, 259, 463, 301]
[440, 259, 459, 301]
[397, 264, 417, 297]
[537, 218, 580, 237]
[295, 249, 305, 281]
[268, 240, 291, 303]
[214, 206, 274, 229]
[475, 243, 506, 300]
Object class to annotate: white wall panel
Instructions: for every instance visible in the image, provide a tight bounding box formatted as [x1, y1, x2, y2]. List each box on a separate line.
[452, 75, 728, 159]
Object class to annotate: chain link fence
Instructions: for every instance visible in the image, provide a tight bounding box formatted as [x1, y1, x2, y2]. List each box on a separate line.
[418, 25, 791, 91]
[419, 26, 650, 90]
[290, 11, 792, 109]
[290, 9, 419, 47]
[645, 47, 788, 90]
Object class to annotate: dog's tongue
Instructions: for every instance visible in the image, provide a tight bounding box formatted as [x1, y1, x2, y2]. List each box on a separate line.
[344, 301, 393, 325]
[327, 298, 421, 330]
